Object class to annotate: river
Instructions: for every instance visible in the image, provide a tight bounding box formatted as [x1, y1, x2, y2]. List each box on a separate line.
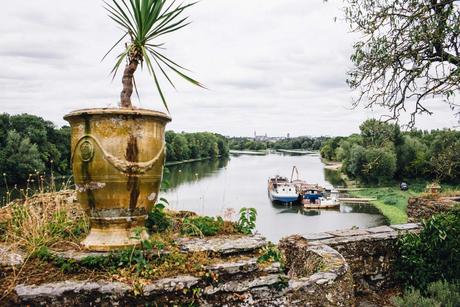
[161, 152, 387, 242]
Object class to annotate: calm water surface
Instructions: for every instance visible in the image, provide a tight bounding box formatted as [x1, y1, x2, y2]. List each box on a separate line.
[162, 153, 386, 242]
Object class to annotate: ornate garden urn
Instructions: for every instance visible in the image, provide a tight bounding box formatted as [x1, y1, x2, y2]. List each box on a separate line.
[64, 108, 171, 251]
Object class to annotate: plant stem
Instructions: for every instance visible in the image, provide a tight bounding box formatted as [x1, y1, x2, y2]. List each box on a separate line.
[120, 59, 139, 108]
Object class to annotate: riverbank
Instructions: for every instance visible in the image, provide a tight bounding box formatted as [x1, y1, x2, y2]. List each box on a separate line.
[276, 149, 317, 154]
[165, 156, 222, 166]
[229, 150, 267, 155]
[348, 183, 460, 224]
[322, 160, 342, 171]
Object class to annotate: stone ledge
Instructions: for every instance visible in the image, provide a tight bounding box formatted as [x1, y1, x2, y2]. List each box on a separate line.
[390, 223, 420, 231]
[366, 226, 394, 233]
[204, 273, 285, 295]
[327, 229, 370, 237]
[143, 275, 200, 295]
[0, 245, 24, 267]
[302, 232, 335, 241]
[50, 250, 110, 262]
[205, 258, 258, 275]
[15, 280, 130, 300]
[177, 234, 267, 254]
[318, 232, 399, 246]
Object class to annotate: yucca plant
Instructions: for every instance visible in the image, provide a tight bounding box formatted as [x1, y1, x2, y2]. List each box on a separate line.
[104, 0, 203, 110]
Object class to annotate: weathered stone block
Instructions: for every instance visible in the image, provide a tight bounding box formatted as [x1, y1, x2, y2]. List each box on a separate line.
[177, 234, 267, 254]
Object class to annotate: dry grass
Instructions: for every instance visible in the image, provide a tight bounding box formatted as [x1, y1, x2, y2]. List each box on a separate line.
[0, 190, 88, 253]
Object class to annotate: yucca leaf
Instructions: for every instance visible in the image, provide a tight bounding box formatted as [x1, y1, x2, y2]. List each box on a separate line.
[110, 51, 129, 79]
[133, 75, 141, 101]
[153, 50, 205, 88]
[104, 2, 135, 33]
[152, 55, 176, 89]
[105, 0, 203, 109]
[108, 0, 137, 34]
[144, 50, 170, 112]
[151, 49, 190, 71]
[102, 33, 128, 62]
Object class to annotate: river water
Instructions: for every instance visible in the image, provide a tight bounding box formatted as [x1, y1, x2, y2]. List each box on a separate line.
[161, 153, 386, 242]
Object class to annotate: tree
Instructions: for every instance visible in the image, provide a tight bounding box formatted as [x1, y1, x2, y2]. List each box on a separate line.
[1, 131, 45, 183]
[396, 135, 429, 179]
[429, 130, 460, 181]
[359, 119, 401, 148]
[171, 134, 190, 161]
[105, 0, 203, 109]
[345, 0, 460, 126]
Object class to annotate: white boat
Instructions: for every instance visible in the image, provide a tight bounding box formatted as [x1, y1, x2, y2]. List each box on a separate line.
[268, 176, 300, 204]
[303, 191, 340, 209]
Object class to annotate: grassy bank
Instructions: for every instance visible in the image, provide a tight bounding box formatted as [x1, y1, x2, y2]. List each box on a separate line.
[349, 182, 460, 224]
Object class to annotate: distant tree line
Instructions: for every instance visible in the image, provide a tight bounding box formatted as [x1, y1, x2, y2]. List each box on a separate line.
[0, 114, 71, 184]
[165, 131, 229, 162]
[228, 136, 328, 151]
[320, 119, 460, 184]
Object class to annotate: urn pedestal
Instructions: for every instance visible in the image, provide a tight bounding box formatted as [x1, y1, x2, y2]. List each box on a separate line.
[64, 108, 171, 251]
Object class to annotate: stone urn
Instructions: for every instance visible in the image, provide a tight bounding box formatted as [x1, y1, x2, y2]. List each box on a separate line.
[64, 108, 171, 251]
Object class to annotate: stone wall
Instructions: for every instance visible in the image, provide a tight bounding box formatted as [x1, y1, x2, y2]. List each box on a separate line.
[3, 224, 422, 306]
[407, 196, 459, 223]
[6, 234, 355, 306]
[301, 223, 420, 294]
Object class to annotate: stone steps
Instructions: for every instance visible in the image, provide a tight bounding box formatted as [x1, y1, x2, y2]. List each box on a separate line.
[176, 234, 267, 255]
[203, 273, 287, 295]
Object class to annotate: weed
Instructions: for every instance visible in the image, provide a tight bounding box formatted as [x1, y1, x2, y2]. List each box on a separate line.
[392, 280, 460, 307]
[146, 198, 172, 233]
[3, 192, 88, 252]
[257, 242, 284, 268]
[395, 206, 460, 289]
[181, 216, 224, 236]
[236, 207, 257, 235]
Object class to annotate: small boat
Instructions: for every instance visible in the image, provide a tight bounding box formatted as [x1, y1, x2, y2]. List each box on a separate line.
[268, 176, 300, 204]
[303, 190, 340, 209]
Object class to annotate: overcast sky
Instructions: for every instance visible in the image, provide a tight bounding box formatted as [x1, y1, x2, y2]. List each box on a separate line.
[0, 0, 458, 137]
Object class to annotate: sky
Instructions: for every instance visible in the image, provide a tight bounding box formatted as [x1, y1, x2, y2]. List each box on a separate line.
[0, 0, 459, 137]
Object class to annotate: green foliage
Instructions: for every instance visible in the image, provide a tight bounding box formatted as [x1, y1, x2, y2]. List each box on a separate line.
[0, 113, 71, 185]
[322, 119, 460, 184]
[395, 207, 460, 289]
[181, 216, 224, 237]
[392, 280, 460, 307]
[382, 196, 398, 206]
[237, 207, 257, 235]
[146, 198, 172, 233]
[166, 131, 229, 162]
[257, 242, 283, 265]
[104, 0, 203, 110]
[229, 136, 328, 152]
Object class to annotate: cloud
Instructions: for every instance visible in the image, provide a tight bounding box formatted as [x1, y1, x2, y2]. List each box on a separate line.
[0, 0, 458, 136]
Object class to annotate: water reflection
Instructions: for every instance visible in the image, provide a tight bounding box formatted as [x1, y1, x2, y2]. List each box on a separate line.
[341, 203, 382, 215]
[162, 153, 386, 242]
[165, 157, 229, 190]
[324, 169, 345, 187]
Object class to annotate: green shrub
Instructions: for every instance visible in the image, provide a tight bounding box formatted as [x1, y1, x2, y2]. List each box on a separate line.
[395, 206, 460, 289]
[383, 196, 398, 205]
[237, 207, 257, 235]
[181, 216, 224, 236]
[257, 242, 283, 265]
[146, 198, 172, 233]
[392, 280, 460, 307]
